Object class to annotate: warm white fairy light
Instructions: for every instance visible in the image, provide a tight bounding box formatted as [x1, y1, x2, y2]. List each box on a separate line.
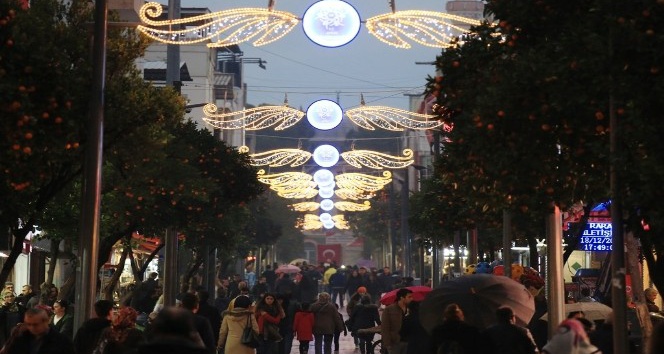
[202, 104, 304, 131]
[335, 188, 375, 200]
[365, 10, 481, 49]
[256, 170, 312, 186]
[332, 214, 350, 229]
[239, 146, 311, 167]
[336, 171, 392, 192]
[345, 105, 443, 131]
[290, 202, 321, 212]
[334, 200, 371, 212]
[341, 149, 414, 170]
[137, 3, 300, 47]
[276, 187, 320, 199]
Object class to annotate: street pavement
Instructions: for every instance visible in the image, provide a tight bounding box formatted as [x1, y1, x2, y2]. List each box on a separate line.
[289, 304, 382, 354]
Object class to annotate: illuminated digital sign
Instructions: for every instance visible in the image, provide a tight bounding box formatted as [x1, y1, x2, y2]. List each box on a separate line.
[302, 0, 361, 48]
[578, 222, 612, 251]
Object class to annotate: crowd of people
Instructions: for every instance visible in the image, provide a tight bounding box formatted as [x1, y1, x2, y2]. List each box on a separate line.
[1, 264, 664, 354]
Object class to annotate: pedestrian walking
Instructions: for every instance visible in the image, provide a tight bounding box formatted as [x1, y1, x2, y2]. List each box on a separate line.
[347, 286, 368, 349]
[381, 288, 412, 354]
[541, 319, 600, 354]
[293, 303, 314, 354]
[180, 293, 216, 354]
[277, 293, 298, 354]
[329, 269, 346, 308]
[332, 303, 347, 354]
[50, 299, 74, 339]
[401, 301, 431, 354]
[430, 303, 487, 354]
[310, 292, 344, 354]
[195, 290, 222, 345]
[73, 299, 114, 354]
[255, 292, 284, 354]
[1, 307, 75, 354]
[139, 307, 208, 354]
[484, 307, 538, 354]
[218, 295, 259, 354]
[92, 306, 145, 354]
[348, 295, 381, 354]
[345, 269, 366, 301]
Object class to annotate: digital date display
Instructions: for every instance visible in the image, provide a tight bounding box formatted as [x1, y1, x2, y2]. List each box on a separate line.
[578, 222, 612, 252]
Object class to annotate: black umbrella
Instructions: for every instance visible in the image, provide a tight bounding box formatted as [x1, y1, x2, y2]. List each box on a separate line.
[420, 274, 536, 332]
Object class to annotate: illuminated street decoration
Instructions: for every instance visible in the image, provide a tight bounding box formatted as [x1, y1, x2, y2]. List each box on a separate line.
[365, 10, 481, 49]
[290, 202, 321, 212]
[312, 144, 340, 167]
[341, 149, 414, 169]
[239, 146, 311, 167]
[335, 188, 374, 200]
[323, 220, 336, 229]
[319, 213, 332, 222]
[313, 169, 335, 187]
[257, 170, 312, 186]
[202, 103, 304, 131]
[137, 2, 479, 49]
[137, 3, 300, 47]
[332, 214, 350, 229]
[334, 200, 371, 211]
[302, 0, 361, 47]
[307, 99, 343, 130]
[318, 187, 335, 199]
[345, 96, 443, 131]
[276, 187, 320, 199]
[320, 199, 335, 211]
[300, 214, 324, 230]
[335, 171, 393, 192]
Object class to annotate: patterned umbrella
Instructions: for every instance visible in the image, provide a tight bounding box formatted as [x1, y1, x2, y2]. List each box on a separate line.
[275, 264, 301, 274]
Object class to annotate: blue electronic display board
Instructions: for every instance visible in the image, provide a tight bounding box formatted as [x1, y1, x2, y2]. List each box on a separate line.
[579, 222, 612, 251]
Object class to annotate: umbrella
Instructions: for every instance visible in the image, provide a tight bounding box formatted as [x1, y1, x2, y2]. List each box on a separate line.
[540, 301, 613, 322]
[380, 286, 432, 305]
[275, 264, 301, 274]
[420, 274, 535, 332]
[356, 259, 376, 269]
[289, 258, 308, 265]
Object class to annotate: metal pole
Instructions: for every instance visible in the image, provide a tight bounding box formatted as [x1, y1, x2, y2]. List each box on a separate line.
[163, 228, 178, 306]
[401, 170, 411, 277]
[502, 210, 512, 278]
[468, 228, 478, 264]
[546, 206, 564, 338]
[75, 0, 106, 330]
[389, 182, 397, 272]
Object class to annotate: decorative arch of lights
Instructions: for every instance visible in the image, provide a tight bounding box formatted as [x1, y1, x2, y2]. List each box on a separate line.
[137, 1, 481, 49]
[241, 146, 413, 170]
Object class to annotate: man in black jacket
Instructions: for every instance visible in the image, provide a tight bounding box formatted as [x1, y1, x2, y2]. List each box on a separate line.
[181, 293, 216, 354]
[4, 308, 75, 354]
[73, 299, 114, 354]
[484, 306, 538, 354]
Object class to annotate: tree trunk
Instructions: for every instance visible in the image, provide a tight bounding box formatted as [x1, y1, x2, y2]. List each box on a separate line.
[0, 221, 33, 287]
[58, 261, 76, 301]
[102, 243, 130, 301]
[45, 239, 61, 285]
[625, 230, 644, 302]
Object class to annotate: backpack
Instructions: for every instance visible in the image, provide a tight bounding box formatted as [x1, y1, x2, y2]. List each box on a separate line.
[437, 340, 464, 354]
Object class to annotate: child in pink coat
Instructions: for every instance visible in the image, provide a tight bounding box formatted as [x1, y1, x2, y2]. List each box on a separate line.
[293, 302, 315, 354]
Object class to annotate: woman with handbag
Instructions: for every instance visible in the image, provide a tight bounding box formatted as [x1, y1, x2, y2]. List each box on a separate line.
[254, 293, 285, 354]
[218, 296, 259, 354]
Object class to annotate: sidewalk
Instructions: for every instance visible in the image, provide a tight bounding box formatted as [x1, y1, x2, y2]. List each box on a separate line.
[291, 304, 382, 354]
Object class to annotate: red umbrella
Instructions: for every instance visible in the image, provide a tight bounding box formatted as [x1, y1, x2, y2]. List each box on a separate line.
[380, 286, 432, 305]
[275, 264, 301, 274]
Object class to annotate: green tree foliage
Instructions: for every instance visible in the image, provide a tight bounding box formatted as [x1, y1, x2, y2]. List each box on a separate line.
[416, 0, 664, 286]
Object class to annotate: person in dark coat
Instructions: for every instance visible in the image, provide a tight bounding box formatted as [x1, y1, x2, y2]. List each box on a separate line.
[484, 307, 538, 354]
[310, 292, 344, 354]
[0, 290, 24, 348]
[401, 301, 431, 354]
[3, 308, 75, 354]
[73, 299, 114, 354]
[348, 295, 381, 354]
[277, 293, 299, 354]
[365, 272, 381, 304]
[430, 303, 488, 354]
[252, 276, 270, 301]
[138, 307, 208, 354]
[93, 306, 145, 354]
[344, 269, 365, 300]
[180, 293, 216, 354]
[329, 270, 346, 308]
[262, 265, 278, 292]
[275, 273, 296, 297]
[50, 299, 74, 339]
[195, 290, 222, 345]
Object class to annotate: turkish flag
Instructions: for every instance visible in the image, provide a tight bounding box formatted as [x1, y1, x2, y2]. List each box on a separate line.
[317, 244, 341, 265]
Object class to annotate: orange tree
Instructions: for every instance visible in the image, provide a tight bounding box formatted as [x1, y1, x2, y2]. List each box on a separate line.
[413, 0, 664, 277]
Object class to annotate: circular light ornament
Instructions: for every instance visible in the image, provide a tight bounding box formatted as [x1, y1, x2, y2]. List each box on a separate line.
[319, 188, 335, 199]
[323, 220, 336, 229]
[302, 0, 361, 48]
[306, 99, 343, 130]
[320, 199, 335, 211]
[319, 213, 332, 222]
[313, 144, 340, 167]
[313, 169, 335, 187]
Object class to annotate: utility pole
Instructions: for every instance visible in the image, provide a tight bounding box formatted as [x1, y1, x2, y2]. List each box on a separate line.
[75, 0, 107, 330]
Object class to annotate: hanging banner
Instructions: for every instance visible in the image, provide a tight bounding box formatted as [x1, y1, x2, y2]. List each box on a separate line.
[317, 244, 341, 265]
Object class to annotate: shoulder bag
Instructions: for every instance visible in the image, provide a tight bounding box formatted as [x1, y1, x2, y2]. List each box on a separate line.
[241, 314, 260, 348]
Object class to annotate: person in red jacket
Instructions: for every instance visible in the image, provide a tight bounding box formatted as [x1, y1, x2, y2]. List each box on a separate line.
[293, 303, 314, 354]
[255, 292, 285, 354]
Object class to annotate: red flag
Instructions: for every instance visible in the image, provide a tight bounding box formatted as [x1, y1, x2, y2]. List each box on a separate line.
[317, 244, 341, 265]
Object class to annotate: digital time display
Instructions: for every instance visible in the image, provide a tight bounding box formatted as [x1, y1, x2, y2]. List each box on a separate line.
[578, 222, 612, 252]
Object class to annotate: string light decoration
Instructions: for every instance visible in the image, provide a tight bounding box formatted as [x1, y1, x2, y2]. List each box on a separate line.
[137, 2, 300, 47]
[202, 103, 304, 131]
[256, 170, 312, 186]
[275, 187, 319, 199]
[336, 171, 392, 192]
[335, 188, 375, 200]
[298, 214, 323, 230]
[290, 202, 321, 212]
[334, 200, 371, 211]
[345, 95, 443, 131]
[239, 146, 311, 167]
[341, 148, 414, 169]
[137, 2, 481, 49]
[332, 214, 350, 229]
[365, 10, 481, 49]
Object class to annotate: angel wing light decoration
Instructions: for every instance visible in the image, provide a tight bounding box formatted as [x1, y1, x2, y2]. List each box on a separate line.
[345, 95, 443, 131]
[334, 201, 371, 212]
[203, 103, 305, 131]
[137, 2, 300, 47]
[239, 146, 312, 167]
[341, 149, 414, 170]
[335, 171, 393, 192]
